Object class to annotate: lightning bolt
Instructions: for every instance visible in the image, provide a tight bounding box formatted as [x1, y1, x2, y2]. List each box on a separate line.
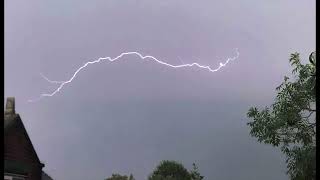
[28, 49, 239, 102]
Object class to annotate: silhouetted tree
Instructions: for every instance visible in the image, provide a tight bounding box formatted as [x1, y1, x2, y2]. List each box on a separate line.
[106, 173, 135, 180]
[148, 160, 192, 180]
[190, 163, 204, 180]
[129, 174, 135, 180]
[247, 52, 316, 180]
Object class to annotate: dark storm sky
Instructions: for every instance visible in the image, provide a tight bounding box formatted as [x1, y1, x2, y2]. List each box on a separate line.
[5, 0, 315, 180]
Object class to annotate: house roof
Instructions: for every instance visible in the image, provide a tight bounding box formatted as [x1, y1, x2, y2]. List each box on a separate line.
[42, 171, 54, 180]
[4, 97, 44, 167]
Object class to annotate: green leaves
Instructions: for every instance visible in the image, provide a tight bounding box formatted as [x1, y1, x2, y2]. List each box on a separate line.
[105, 174, 135, 180]
[190, 163, 204, 180]
[148, 161, 204, 180]
[247, 51, 316, 180]
[106, 161, 203, 180]
[148, 160, 192, 180]
[309, 52, 316, 65]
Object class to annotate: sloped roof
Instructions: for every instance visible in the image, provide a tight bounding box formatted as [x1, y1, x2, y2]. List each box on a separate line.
[4, 97, 44, 167]
[42, 171, 54, 180]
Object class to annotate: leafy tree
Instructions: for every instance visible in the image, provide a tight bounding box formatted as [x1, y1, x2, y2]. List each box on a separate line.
[247, 52, 316, 180]
[148, 160, 192, 180]
[148, 174, 178, 180]
[189, 163, 204, 180]
[105, 173, 135, 180]
[128, 174, 135, 180]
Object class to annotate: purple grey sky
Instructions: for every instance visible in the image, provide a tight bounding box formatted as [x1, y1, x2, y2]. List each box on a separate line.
[5, 0, 315, 180]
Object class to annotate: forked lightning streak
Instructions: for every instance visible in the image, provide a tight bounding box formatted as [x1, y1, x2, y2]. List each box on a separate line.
[28, 49, 239, 102]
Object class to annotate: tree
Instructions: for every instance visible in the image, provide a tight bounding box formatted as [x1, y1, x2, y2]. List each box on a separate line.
[247, 52, 316, 180]
[105, 173, 135, 180]
[148, 160, 192, 180]
[148, 160, 204, 180]
[189, 163, 204, 180]
[128, 174, 135, 180]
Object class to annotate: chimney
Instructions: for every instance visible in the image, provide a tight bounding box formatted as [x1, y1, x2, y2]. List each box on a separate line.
[5, 97, 15, 115]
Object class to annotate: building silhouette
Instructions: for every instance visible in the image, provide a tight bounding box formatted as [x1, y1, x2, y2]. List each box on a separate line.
[4, 97, 53, 180]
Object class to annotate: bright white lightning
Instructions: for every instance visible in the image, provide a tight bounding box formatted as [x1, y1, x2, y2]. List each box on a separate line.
[28, 49, 239, 102]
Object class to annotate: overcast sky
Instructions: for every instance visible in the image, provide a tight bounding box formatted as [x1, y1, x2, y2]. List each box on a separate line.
[5, 1, 315, 180]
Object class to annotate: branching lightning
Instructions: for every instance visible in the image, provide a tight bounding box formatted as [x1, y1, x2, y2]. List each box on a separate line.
[28, 49, 239, 102]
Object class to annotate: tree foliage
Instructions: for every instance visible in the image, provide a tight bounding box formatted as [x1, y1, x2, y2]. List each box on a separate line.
[148, 160, 204, 180]
[105, 173, 135, 180]
[189, 163, 204, 180]
[128, 174, 135, 180]
[148, 160, 191, 180]
[247, 52, 316, 180]
[106, 161, 203, 180]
